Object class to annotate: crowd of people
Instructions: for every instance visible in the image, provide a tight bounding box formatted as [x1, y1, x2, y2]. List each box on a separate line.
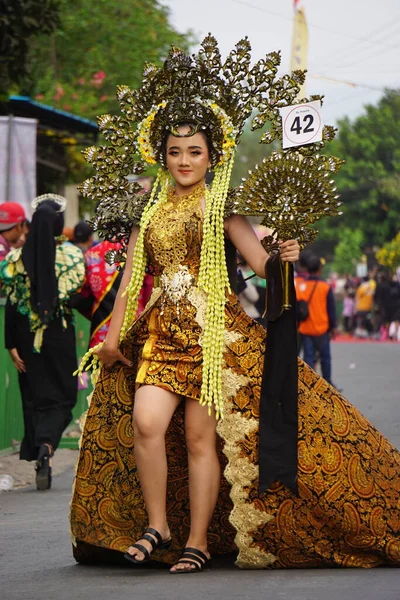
[238, 248, 400, 346]
[339, 270, 400, 342]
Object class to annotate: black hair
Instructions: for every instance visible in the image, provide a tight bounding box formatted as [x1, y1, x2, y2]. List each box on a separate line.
[306, 254, 322, 274]
[298, 250, 312, 270]
[74, 220, 93, 243]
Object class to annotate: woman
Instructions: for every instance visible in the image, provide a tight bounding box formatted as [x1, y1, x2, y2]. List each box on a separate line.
[70, 38, 400, 571]
[0, 196, 85, 490]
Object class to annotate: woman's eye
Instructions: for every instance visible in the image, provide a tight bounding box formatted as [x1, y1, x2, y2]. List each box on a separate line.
[168, 151, 179, 156]
[191, 151, 201, 156]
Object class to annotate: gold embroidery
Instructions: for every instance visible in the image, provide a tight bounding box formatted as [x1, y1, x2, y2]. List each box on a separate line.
[146, 183, 204, 274]
[222, 369, 250, 400]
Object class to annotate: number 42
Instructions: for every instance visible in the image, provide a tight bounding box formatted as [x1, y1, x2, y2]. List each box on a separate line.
[290, 114, 315, 135]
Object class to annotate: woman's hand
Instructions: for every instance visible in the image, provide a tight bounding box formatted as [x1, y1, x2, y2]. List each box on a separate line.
[95, 343, 133, 369]
[9, 348, 26, 373]
[279, 239, 300, 263]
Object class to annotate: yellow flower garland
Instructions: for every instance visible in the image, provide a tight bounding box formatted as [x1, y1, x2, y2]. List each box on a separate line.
[198, 154, 235, 418]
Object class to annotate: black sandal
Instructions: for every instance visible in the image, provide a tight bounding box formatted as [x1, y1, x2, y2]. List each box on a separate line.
[124, 527, 171, 565]
[35, 444, 53, 491]
[170, 547, 211, 574]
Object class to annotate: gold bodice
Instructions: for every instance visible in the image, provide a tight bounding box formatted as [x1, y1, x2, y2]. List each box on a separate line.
[144, 185, 204, 279]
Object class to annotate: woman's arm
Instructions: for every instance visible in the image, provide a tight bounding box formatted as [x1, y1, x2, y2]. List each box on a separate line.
[96, 226, 139, 367]
[224, 214, 299, 277]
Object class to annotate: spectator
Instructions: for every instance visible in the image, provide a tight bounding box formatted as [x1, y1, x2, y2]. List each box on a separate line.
[387, 275, 400, 342]
[73, 220, 94, 252]
[0, 202, 26, 261]
[354, 274, 376, 337]
[296, 255, 337, 384]
[12, 219, 30, 249]
[342, 290, 356, 334]
[374, 270, 392, 340]
[62, 226, 75, 241]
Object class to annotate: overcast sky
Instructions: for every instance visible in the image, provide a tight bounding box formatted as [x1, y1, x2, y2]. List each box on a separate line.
[164, 0, 400, 128]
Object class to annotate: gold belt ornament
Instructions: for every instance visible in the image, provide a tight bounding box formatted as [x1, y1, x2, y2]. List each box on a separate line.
[160, 266, 195, 314]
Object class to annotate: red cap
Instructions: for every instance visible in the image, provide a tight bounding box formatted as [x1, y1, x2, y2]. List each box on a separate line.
[0, 202, 26, 231]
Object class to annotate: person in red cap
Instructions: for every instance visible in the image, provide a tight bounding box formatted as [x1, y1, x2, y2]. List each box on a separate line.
[0, 202, 26, 261]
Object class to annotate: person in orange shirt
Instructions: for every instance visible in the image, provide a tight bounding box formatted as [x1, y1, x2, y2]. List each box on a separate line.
[296, 255, 337, 384]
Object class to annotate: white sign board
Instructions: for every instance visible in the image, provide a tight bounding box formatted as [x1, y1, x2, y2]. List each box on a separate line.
[279, 100, 323, 149]
[0, 116, 37, 218]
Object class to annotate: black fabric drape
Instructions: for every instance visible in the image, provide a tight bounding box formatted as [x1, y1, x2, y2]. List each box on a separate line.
[4, 300, 18, 349]
[225, 238, 238, 293]
[22, 201, 64, 326]
[13, 311, 78, 460]
[258, 254, 299, 496]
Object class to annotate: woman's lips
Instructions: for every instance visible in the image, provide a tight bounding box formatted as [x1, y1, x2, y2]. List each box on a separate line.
[178, 170, 192, 174]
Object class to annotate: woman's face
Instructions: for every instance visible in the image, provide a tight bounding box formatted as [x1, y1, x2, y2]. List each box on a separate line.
[166, 125, 210, 194]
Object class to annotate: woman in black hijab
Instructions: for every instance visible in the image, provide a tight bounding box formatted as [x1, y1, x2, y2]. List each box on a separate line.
[0, 195, 85, 490]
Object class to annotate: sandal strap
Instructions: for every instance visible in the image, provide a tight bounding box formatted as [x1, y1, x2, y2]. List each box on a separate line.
[182, 547, 209, 564]
[176, 557, 201, 570]
[130, 543, 150, 561]
[141, 533, 158, 550]
[145, 527, 162, 546]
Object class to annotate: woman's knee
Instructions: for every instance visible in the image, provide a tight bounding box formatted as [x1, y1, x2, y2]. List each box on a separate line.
[133, 385, 179, 442]
[134, 413, 163, 442]
[185, 424, 216, 456]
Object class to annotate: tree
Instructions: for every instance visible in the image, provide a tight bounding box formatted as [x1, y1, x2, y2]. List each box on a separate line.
[318, 89, 400, 247]
[0, 0, 60, 96]
[25, 0, 193, 119]
[332, 228, 364, 276]
[376, 233, 400, 273]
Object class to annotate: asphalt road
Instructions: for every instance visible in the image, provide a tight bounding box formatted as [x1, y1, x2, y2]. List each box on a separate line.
[1, 341, 399, 600]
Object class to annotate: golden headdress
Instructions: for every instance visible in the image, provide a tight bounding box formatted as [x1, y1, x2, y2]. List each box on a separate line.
[79, 34, 342, 417]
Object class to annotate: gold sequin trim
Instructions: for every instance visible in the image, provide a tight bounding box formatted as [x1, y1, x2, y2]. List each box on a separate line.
[217, 409, 277, 568]
[222, 369, 250, 400]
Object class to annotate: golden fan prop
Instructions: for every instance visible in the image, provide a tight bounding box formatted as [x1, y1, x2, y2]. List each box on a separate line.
[231, 105, 344, 310]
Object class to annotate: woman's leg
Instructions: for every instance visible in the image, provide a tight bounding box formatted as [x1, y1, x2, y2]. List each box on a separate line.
[126, 385, 180, 561]
[170, 398, 219, 572]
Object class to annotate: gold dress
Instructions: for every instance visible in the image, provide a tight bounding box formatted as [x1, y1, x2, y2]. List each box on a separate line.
[70, 188, 400, 568]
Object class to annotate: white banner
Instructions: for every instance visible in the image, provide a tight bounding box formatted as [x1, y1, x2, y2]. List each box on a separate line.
[0, 116, 37, 218]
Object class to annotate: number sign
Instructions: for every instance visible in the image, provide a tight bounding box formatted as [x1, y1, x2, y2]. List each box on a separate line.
[279, 100, 323, 149]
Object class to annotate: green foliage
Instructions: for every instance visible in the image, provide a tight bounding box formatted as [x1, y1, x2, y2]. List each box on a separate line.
[25, 0, 194, 120]
[319, 89, 400, 246]
[0, 0, 59, 95]
[332, 227, 364, 275]
[231, 119, 278, 187]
